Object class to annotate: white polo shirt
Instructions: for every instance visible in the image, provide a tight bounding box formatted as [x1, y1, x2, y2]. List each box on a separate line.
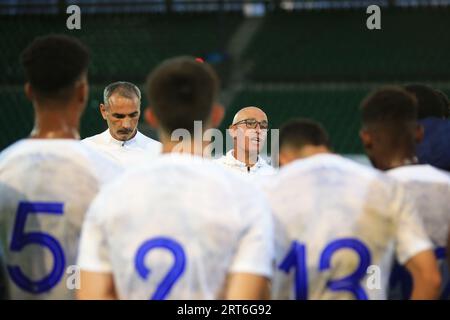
[82, 129, 162, 168]
[214, 150, 276, 177]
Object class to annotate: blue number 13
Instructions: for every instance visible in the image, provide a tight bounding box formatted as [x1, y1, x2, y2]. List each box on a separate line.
[279, 238, 371, 300]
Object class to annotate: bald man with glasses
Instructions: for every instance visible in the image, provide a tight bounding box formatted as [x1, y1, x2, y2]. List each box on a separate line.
[215, 106, 276, 176]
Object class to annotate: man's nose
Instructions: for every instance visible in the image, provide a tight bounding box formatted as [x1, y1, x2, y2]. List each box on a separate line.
[122, 117, 132, 129]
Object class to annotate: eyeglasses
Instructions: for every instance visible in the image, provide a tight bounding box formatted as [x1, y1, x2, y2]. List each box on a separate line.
[232, 118, 269, 129]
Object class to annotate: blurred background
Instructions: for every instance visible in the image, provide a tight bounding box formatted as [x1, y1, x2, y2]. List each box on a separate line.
[1, 0, 450, 161]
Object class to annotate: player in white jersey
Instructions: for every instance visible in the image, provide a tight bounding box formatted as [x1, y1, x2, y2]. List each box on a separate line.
[0, 35, 120, 300]
[359, 86, 450, 299]
[77, 57, 274, 300]
[264, 118, 440, 300]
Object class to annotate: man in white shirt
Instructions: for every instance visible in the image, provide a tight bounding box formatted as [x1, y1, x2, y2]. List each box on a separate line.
[82, 81, 161, 167]
[263, 117, 440, 300]
[0, 35, 120, 300]
[215, 106, 275, 177]
[76, 57, 274, 300]
[359, 86, 450, 299]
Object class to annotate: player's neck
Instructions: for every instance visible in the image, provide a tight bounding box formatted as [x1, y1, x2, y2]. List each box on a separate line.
[297, 145, 331, 159]
[233, 146, 258, 167]
[380, 152, 419, 170]
[30, 107, 80, 140]
[161, 138, 209, 157]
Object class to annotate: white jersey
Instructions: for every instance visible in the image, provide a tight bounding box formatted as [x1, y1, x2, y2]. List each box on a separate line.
[214, 150, 276, 178]
[78, 153, 274, 300]
[263, 153, 432, 300]
[82, 129, 162, 168]
[387, 164, 450, 299]
[387, 165, 450, 248]
[0, 139, 121, 300]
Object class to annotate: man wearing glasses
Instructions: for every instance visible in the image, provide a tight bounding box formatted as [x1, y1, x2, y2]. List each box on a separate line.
[215, 106, 276, 176]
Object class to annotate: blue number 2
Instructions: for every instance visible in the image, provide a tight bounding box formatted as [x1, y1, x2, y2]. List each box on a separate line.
[134, 237, 186, 300]
[279, 238, 371, 300]
[7, 201, 65, 294]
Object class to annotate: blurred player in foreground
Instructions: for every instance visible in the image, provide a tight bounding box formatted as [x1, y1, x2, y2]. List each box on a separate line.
[263, 117, 440, 300]
[82, 81, 161, 167]
[215, 106, 275, 177]
[0, 35, 120, 299]
[359, 86, 450, 299]
[76, 57, 274, 300]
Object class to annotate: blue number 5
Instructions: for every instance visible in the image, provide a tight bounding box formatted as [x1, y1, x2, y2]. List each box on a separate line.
[7, 201, 65, 294]
[134, 237, 186, 300]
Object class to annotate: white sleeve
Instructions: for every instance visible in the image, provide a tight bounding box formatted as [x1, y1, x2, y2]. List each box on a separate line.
[392, 183, 434, 265]
[228, 184, 275, 278]
[77, 192, 112, 272]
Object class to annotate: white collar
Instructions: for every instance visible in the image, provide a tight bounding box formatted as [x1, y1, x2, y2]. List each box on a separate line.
[224, 149, 268, 169]
[101, 129, 140, 147]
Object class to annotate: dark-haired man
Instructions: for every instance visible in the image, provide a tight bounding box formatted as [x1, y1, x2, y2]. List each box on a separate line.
[404, 84, 450, 171]
[77, 57, 274, 300]
[262, 116, 440, 299]
[360, 86, 449, 299]
[0, 34, 119, 299]
[83, 81, 161, 167]
[277, 118, 331, 166]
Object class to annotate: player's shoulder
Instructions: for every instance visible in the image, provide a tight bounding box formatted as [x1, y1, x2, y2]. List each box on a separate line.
[388, 164, 450, 184]
[134, 153, 251, 186]
[278, 153, 381, 180]
[0, 138, 87, 161]
[106, 153, 262, 204]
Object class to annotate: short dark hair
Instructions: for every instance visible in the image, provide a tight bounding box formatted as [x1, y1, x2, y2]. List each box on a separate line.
[360, 86, 418, 127]
[146, 56, 219, 133]
[21, 34, 90, 101]
[435, 89, 450, 118]
[103, 81, 141, 106]
[404, 84, 446, 119]
[280, 118, 330, 151]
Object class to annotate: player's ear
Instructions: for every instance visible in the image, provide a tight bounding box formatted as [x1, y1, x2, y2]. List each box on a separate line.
[228, 120, 238, 139]
[24, 83, 33, 101]
[144, 107, 159, 129]
[279, 150, 290, 167]
[415, 124, 424, 144]
[359, 129, 372, 149]
[99, 103, 108, 120]
[75, 80, 89, 105]
[210, 103, 225, 129]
